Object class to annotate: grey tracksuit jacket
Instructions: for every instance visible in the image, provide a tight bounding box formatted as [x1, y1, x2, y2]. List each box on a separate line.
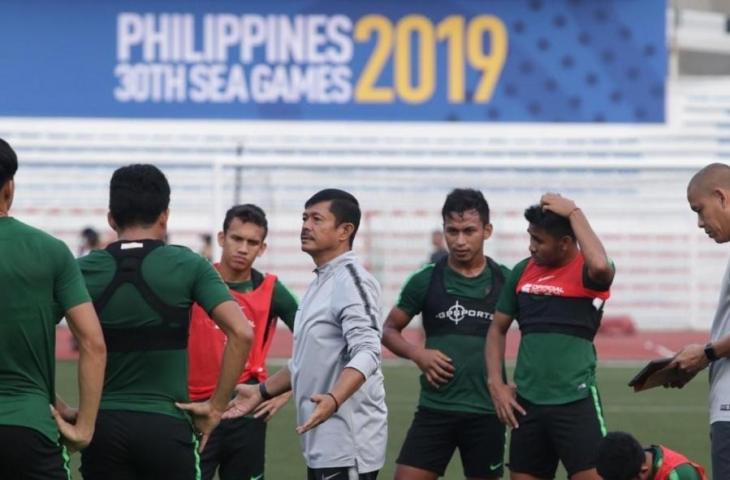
[288, 251, 387, 473]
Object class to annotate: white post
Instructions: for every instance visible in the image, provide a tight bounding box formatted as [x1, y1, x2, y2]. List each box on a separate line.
[211, 156, 225, 262]
[689, 227, 701, 330]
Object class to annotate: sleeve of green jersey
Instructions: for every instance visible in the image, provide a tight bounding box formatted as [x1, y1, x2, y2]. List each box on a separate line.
[495, 258, 529, 317]
[671, 464, 704, 480]
[192, 255, 234, 315]
[272, 279, 299, 331]
[53, 239, 91, 311]
[582, 257, 616, 292]
[395, 264, 434, 317]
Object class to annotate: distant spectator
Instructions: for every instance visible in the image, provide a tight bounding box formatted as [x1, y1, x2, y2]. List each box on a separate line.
[78, 227, 100, 257]
[429, 229, 448, 264]
[200, 233, 213, 261]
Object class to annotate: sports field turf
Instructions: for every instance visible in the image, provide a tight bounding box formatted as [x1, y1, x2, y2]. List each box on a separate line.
[56, 360, 711, 479]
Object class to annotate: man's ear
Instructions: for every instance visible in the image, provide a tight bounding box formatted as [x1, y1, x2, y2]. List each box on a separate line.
[158, 209, 169, 229]
[715, 187, 729, 210]
[107, 211, 118, 232]
[638, 462, 651, 480]
[483, 223, 493, 241]
[217, 231, 225, 248]
[257, 242, 268, 257]
[559, 235, 573, 252]
[339, 223, 355, 243]
[2, 179, 14, 210]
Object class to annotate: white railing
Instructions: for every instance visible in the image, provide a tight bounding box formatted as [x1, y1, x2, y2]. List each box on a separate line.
[1, 78, 729, 330]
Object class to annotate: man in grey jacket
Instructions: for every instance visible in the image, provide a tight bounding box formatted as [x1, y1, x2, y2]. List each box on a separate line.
[224, 188, 387, 480]
[671, 163, 730, 480]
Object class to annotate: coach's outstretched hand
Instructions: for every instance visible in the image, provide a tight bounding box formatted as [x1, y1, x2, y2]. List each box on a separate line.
[222, 383, 263, 420]
[254, 391, 292, 422]
[488, 382, 525, 429]
[296, 393, 338, 435]
[413, 348, 454, 388]
[50, 405, 92, 453]
[175, 400, 223, 452]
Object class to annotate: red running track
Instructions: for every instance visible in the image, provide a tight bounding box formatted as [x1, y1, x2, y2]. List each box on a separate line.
[55, 326, 709, 361]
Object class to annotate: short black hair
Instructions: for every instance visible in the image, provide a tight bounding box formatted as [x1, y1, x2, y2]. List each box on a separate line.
[596, 432, 646, 480]
[442, 188, 490, 224]
[81, 227, 100, 247]
[305, 188, 360, 247]
[0, 138, 18, 187]
[109, 164, 170, 229]
[524, 204, 575, 239]
[223, 204, 268, 238]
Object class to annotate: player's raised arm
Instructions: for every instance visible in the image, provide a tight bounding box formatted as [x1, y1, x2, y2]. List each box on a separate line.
[540, 193, 614, 287]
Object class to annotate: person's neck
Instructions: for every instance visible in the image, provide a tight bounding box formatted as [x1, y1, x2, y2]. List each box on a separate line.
[312, 246, 350, 268]
[117, 226, 164, 242]
[0, 201, 9, 217]
[218, 262, 252, 284]
[552, 248, 579, 268]
[448, 253, 487, 277]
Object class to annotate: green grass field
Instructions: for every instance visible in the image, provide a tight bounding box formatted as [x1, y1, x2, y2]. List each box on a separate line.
[56, 361, 711, 479]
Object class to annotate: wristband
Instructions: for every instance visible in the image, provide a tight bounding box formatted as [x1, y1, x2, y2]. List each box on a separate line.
[326, 392, 340, 412]
[568, 207, 581, 218]
[705, 343, 720, 362]
[259, 382, 273, 401]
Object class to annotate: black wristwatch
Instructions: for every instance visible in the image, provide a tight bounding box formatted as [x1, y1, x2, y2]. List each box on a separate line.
[259, 382, 274, 400]
[705, 343, 719, 362]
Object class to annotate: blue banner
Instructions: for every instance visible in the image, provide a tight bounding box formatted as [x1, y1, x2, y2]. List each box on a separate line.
[0, 0, 666, 122]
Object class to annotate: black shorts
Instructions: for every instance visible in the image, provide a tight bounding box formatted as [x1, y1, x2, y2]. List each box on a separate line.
[396, 407, 506, 478]
[307, 467, 378, 480]
[509, 393, 606, 478]
[81, 410, 199, 480]
[200, 415, 266, 480]
[0, 425, 70, 480]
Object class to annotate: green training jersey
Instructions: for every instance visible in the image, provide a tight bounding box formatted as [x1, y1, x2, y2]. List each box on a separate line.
[78, 242, 232, 420]
[497, 256, 612, 405]
[0, 217, 90, 441]
[397, 258, 511, 414]
[227, 272, 299, 330]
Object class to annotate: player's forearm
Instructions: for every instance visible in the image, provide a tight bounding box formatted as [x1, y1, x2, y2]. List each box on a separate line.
[329, 367, 366, 408]
[210, 341, 249, 411]
[710, 335, 730, 359]
[382, 326, 422, 362]
[263, 365, 292, 397]
[75, 331, 106, 432]
[485, 321, 507, 387]
[210, 318, 253, 412]
[569, 209, 613, 281]
[209, 301, 253, 411]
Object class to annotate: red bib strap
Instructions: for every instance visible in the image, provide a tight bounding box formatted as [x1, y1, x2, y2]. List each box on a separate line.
[187, 271, 277, 401]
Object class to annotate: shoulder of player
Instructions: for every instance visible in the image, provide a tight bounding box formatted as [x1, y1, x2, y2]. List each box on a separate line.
[13, 220, 65, 248]
[77, 248, 110, 268]
[510, 257, 531, 276]
[401, 263, 435, 288]
[148, 243, 209, 266]
[158, 243, 197, 256]
[485, 256, 512, 277]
